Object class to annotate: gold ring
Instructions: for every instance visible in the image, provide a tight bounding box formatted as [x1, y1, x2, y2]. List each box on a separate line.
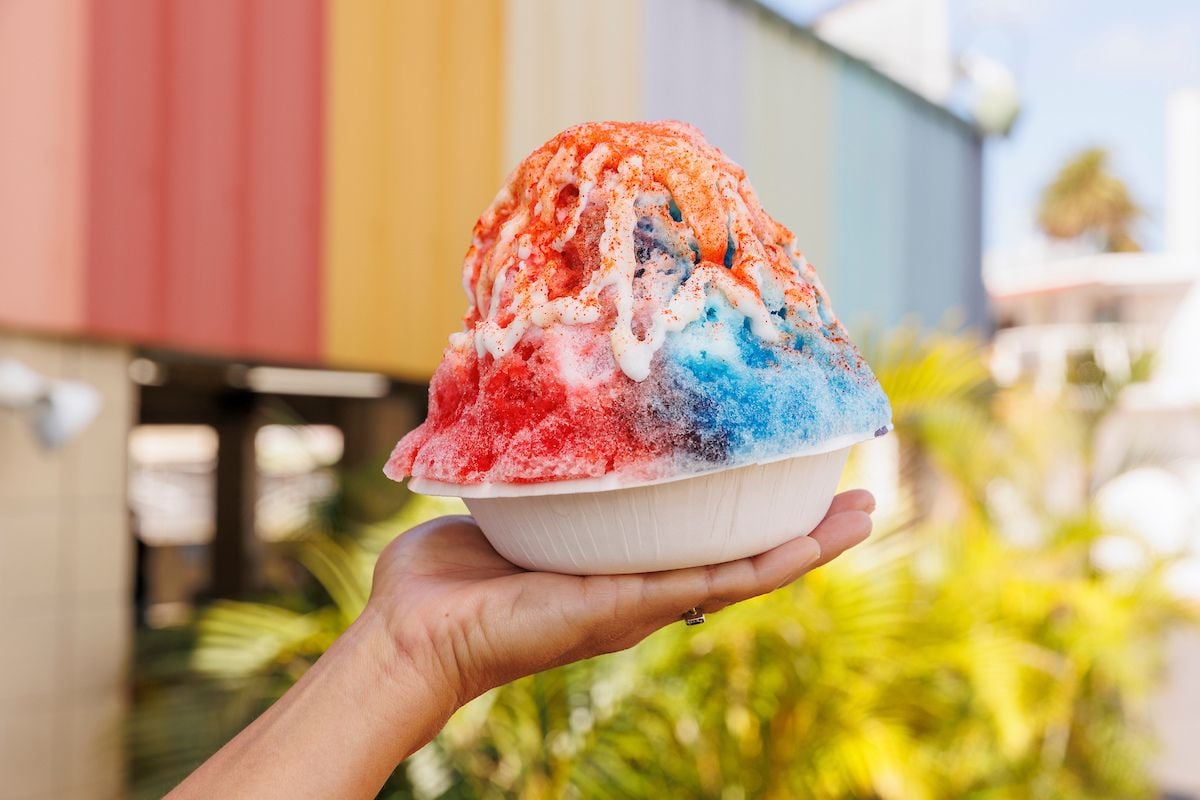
[682, 607, 706, 626]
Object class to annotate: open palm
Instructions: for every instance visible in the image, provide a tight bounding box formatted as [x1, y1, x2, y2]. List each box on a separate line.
[368, 490, 875, 706]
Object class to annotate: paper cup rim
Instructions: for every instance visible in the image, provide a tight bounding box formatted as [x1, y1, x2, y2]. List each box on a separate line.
[407, 423, 892, 499]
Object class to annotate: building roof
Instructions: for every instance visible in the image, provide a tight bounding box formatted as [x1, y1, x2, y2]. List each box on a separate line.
[986, 251, 1200, 300]
[747, 0, 982, 134]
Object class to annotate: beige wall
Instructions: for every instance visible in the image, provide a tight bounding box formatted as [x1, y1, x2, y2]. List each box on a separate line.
[1152, 626, 1200, 797]
[0, 331, 133, 800]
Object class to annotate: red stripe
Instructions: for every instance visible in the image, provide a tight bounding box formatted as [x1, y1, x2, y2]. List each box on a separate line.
[85, 0, 168, 341]
[163, 0, 245, 354]
[85, 0, 325, 363]
[243, 0, 324, 363]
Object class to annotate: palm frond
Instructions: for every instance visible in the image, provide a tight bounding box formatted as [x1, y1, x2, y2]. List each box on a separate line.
[297, 534, 373, 625]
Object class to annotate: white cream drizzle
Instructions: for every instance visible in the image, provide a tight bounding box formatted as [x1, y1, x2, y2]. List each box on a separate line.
[467, 135, 814, 383]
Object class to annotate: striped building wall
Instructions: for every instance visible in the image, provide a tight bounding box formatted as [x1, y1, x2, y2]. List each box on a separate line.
[0, 0, 983, 382]
[0, 5, 983, 795]
[85, 0, 326, 363]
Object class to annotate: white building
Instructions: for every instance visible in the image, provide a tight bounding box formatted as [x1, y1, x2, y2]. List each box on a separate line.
[988, 249, 1197, 395]
[984, 89, 1200, 799]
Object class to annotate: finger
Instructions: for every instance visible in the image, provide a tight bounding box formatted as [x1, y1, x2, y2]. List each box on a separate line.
[396, 515, 489, 559]
[806, 509, 872, 570]
[623, 506, 875, 622]
[627, 531, 823, 621]
[389, 515, 520, 577]
[705, 508, 873, 599]
[698, 494, 874, 604]
[827, 489, 876, 516]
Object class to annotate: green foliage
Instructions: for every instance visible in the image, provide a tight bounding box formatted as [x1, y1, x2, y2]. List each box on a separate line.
[129, 333, 1194, 800]
[128, 493, 467, 800]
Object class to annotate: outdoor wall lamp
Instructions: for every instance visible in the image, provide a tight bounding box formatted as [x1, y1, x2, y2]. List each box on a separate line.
[957, 51, 1021, 136]
[0, 358, 101, 449]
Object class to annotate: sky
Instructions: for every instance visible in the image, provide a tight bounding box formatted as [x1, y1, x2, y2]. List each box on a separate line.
[765, 0, 1200, 254]
[957, 0, 1200, 253]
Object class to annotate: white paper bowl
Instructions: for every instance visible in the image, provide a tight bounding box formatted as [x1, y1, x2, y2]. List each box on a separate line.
[409, 443, 858, 575]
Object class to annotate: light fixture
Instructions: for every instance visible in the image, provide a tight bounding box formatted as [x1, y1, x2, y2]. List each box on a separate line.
[128, 357, 167, 386]
[957, 51, 1021, 136]
[228, 365, 391, 399]
[0, 358, 102, 449]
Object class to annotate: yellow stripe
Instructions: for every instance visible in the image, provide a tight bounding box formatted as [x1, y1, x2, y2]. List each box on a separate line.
[323, 0, 504, 379]
[502, 0, 644, 172]
[432, 0, 505, 368]
[741, 12, 835, 275]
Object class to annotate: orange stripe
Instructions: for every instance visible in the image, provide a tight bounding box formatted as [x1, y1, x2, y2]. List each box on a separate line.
[322, 0, 505, 379]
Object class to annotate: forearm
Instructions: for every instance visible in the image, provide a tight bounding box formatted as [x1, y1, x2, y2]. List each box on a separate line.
[167, 609, 455, 800]
[167, 503, 872, 797]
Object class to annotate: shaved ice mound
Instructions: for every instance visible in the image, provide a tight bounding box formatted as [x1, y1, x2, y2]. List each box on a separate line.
[386, 121, 891, 494]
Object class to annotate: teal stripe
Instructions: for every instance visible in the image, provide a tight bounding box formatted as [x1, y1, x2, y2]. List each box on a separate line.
[831, 59, 910, 330]
[741, 10, 835, 286]
[904, 110, 978, 327]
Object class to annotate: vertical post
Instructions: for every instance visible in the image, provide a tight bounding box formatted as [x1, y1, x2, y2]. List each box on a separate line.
[333, 391, 421, 528]
[212, 391, 258, 598]
[337, 391, 420, 471]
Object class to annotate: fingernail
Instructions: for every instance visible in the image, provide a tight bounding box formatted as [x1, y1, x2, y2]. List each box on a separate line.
[775, 540, 820, 590]
[805, 536, 822, 565]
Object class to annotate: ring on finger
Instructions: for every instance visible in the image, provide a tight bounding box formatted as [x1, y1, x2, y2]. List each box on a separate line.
[681, 607, 706, 626]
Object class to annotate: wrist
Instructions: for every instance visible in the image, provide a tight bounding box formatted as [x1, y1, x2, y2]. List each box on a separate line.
[338, 609, 458, 762]
[170, 606, 457, 798]
[349, 605, 462, 749]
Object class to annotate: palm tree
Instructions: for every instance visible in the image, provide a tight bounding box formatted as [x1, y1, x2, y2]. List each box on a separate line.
[1037, 149, 1142, 253]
